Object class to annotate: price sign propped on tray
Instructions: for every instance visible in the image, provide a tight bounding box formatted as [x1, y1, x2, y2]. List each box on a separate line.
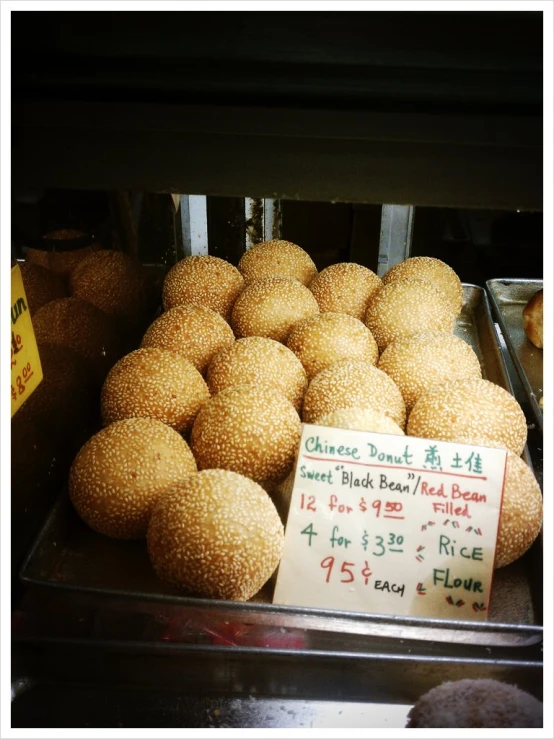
[273, 425, 508, 621]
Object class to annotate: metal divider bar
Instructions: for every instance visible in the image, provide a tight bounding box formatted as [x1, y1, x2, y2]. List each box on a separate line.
[245, 198, 282, 250]
[180, 195, 209, 256]
[377, 205, 415, 277]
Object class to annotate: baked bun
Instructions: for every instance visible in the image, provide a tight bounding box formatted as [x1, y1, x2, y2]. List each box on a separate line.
[147, 469, 284, 601]
[69, 418, 197, 539]
[20, 263, 67, 314]
[523, 289, 543, 349]
[231, 277, 319, 343]
[206, 336, 307, 413]
[286, 312, 379, 380]
[162, 255, 244, 320]
[141, 305, 235, 374]
[308, 262, 382, 320]
[382, 256, 463, 315]
[101, 347, 210, 433]
[238, 239, 318, 286]
[406, 678, 542, 728]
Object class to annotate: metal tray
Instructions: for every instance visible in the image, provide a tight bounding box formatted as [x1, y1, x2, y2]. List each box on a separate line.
[486, 279, 543, 431]
[19, 285, 543, 648]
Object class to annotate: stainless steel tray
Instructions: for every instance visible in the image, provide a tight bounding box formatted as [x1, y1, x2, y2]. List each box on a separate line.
[486, 279, 543, 431]
[19, 285, 543, 648]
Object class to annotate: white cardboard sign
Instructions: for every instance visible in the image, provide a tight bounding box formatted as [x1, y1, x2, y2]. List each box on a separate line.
[273, 425, 508, 621]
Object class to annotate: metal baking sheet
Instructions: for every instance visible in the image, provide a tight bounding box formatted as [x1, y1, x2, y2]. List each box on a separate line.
[486, 279, 543, 431]
[19, 285, 543, 648]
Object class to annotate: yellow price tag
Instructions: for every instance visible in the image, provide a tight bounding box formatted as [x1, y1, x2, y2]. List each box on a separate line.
[11, 264, 43, 417]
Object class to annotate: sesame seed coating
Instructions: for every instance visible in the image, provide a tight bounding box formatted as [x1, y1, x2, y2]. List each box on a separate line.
[20, 262, 67, 315]
[101, 347, 210, 433]
[141, 305, 235, 374]
[313, 406, 405, 436]
[378, 331, 482, 412]
[147, 469, 284, 601]
[407, 378, 528, 456]
[364, 278, 456, 352]
[286, 311, 379, 380]
[308, 262, 382, 320]
[382, 256, 464, 315]
[69, 418, 198, 539]
[238, 239, 318, 286]
[190, 384, 302, 488]
[302, 360, 406, 429]
[206, 336, 307, 412]
[231, 277, 320, 344]
[162, 255, 244, 320]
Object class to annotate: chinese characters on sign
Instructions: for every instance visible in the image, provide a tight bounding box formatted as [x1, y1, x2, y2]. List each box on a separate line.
[273, 425, 508, 622]
[11, 264, 43, 417]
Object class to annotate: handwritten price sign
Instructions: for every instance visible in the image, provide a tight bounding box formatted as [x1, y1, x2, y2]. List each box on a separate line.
[11, 265, 43, 417]
[272, 424, 508, 621]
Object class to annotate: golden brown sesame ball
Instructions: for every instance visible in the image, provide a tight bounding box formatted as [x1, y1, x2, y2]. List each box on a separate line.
[308, 262, 382, 320]
[70, 250, 153, 333]
[383, 256, 463, 315]
[406, 679, 542, 728]
[231, 277, 320, 344]
[407, 378, 528, 456]
[20, 262, 67, 315]
[286, 312, 379, 380]
[364, 278, 457, 352]
[238, 239, 318, 286]
[190, 384, 302, 488]
[147, 469, 284, 601]
[26, 231, 102, 282]
[69, 418, 198, 539]
[377, 331, 482, 413]
[101, 347, 210, 434]
[313, 406, 405, 436]
[141, 305, 235, 375]
[32, 297, 122, 384]
[206, 337, 307, 413]
[162, 255, 244, 320]
[302, 360, 406, 429]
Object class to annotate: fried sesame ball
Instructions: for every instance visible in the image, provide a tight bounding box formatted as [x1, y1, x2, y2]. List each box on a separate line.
[101, 347, 210, 434]
[308, 262, 382, 320]
[70, 250, 153, 333]
[32, 297, 122, 384]
[407, 378, 528, 456]
[238, 239, 318, 286]
[383, 256, 464, 315]
[377, 331, 482, 412]
[364, 279, 456, 352]
[26, 230, 102, 281]
[191, 384, 302, 488]
[286, 312, 379, 380]
[231, 277, 320, 344]
[313, 406, 405, 436]
[302, 360, 406, 429]
[406, 679, 542, 728]
[69, 418, 198, 539]
[147, 469, 284, 601]
[162, 255, 244, 320]
[20, 262, 67, 315]
[141, 305, 235, 375]
[206, 337, 307, 413]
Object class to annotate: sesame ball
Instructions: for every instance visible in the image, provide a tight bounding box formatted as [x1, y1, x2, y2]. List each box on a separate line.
[101, 347, 210, 434]
[141, 305, 235, 375]
[286, 312, 379, 380]
[313, 406, 405, 436]
[147, 469, 284, 601]
[32, 297, 122, 384]
[190, 384, 302, 488]
[308, 262, 382, 320]
[407, 378, 528, 456]
[20, 262, 67, 315]
[383, 256, 463, 315]
[365, 279, 456, 352]
[26, 230, 101, 281]
[378, 331, 482, 412]
[231, 277, 319, 344]
[406, 679, 542, 728]
[69, 250, 153, 333]
[69, 418, 198, 539]
[206, 337, 307, 413]
[302, 360, 406, 429]
[162, 255, 244, 320]
[238, 239, 318, 286]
